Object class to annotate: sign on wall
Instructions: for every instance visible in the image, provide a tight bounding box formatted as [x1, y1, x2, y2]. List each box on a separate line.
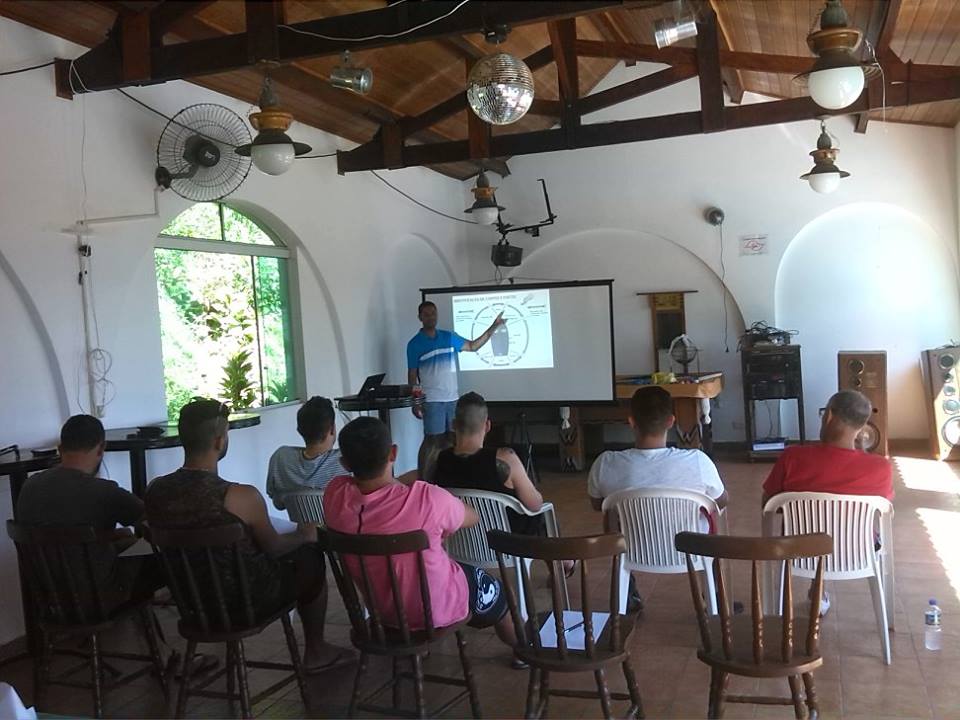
[739, 234, 768, 256]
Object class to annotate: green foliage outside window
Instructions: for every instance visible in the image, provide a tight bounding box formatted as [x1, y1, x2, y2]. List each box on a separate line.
[155, 203, 297, 420]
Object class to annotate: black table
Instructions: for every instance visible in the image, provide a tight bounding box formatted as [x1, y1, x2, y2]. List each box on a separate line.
[335, 395, 424, 429]
[103, 413, 260, 498]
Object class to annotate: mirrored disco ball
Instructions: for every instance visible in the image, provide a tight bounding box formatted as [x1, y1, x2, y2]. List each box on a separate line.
[466, 52, 535, 125]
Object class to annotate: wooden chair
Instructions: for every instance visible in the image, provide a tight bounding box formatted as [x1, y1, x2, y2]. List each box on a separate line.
[147, 523, 308, 719]
[674, 531, 833, 720]
[486, 529, 644, 720]
[6, 521, 168, 719]
[323, 528, 481, 719]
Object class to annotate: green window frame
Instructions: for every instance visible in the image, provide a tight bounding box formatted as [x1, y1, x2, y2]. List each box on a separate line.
[154, 202, 301, 419]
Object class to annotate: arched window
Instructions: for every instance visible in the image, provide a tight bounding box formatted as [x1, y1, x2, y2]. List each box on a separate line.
[155, 203, 299, 418]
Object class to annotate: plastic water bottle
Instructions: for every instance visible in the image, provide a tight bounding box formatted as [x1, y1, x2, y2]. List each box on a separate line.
[925, 599, 942, 651]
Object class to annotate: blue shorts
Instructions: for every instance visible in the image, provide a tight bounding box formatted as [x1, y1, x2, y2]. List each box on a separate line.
[423, 400, 457, 435]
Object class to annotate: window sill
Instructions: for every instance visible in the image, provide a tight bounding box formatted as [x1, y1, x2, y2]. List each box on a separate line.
[252, 399, 302, 414]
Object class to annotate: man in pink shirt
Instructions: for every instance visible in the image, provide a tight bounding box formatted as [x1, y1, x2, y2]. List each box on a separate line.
[324, 417, 515, 648]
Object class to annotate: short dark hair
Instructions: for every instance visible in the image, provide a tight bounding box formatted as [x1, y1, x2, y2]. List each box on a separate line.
[827, 390, 872, 429]
[454, 392, 488, 434]
[297, 396, 335, 444]
[629, 386, 674, 436]
[60, 415, 105, 452]
[417, 300, 436, 316]
[178, 399, 229, 454]
[338, 417, 392, 480]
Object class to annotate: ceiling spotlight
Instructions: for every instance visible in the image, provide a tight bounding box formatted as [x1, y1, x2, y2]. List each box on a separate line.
[654, 0, 698, 49]
[467, 26, 534, 126]
[330, 51, 373, 95]
[464, 170, 505, 226]
[235, 77, 311, 176]
[800, 120, 850, 194]
[795, 0, 879, 110]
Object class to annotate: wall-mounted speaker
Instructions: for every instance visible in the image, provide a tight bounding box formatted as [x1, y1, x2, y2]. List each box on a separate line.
[921, 347, 960, 460]
[837, 351, 888, 455]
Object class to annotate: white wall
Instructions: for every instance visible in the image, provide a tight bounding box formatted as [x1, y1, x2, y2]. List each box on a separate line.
[0, 18, 470, 645]
[777, 203, 960, 438]
[462, 60, 958, 443]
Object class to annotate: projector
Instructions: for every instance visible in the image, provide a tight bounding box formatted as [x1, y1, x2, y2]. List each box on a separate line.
[491, 242, 522, 267]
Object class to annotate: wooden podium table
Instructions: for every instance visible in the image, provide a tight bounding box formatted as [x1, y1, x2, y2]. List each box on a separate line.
[561, 373, 724, 470]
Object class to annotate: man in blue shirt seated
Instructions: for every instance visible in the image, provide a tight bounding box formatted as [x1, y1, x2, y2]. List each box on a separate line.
[266, 396, 346, 510]
[406, 301, 504, 437]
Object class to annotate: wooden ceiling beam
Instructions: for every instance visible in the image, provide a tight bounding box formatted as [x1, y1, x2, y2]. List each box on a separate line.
[575, 38, 960, 83]
[442, 35, 486, 61]
[150, 0, 219, 37]
[337, 74, 960, 173]
[398, 44, 555, 138]
[548, 19, 580, 104]
[856, 0, 902, 133]
[707, 0, 744, 104]
[579, 64, 697, 115]
[244, 0, 283, 64]
[67, 1, 637, 92]
[696, 8, 724, 132]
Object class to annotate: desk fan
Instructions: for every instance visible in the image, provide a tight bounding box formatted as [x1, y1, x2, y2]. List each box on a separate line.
[154, 103, 252, 202]
[669, 334, 700, 376]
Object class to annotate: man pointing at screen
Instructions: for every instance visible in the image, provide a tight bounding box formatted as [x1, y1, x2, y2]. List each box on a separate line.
[407, 301, 505, 436]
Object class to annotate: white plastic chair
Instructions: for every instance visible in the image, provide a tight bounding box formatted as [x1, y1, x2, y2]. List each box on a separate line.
[601, 487, 723, 615]
[444, 488, 569, 618]
[762, 492, 895, 665]
[283, 489, 326, 526]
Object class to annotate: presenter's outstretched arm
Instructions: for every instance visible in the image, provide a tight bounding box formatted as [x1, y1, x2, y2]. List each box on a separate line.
[462, 312, 505, 351]
[407, 369, 423, 418]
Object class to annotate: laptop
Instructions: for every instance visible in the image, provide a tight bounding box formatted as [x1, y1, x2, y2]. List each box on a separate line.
[344, 373, 386, 400]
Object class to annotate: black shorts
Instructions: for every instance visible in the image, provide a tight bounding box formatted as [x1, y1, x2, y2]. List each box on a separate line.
[458, 562, 508, 629]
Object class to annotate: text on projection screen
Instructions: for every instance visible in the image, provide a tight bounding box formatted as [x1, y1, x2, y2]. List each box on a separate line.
[453, 288, 554, 371]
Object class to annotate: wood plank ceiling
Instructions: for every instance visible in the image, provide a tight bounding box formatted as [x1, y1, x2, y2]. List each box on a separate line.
[1, 0, 958, 180]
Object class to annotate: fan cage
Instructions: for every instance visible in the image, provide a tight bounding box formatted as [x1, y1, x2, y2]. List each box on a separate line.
[156, 103, 252, 202]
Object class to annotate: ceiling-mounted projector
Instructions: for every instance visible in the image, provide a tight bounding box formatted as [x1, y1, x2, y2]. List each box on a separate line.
[491, 241, 522, 267]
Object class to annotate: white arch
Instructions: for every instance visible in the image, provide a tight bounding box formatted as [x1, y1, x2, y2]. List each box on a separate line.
[512, 226, 748, 331]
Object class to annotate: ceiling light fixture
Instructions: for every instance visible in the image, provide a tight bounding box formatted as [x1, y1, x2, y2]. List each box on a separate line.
[795, 0, 878, 110]
[235, 77, 312, 176]
[800, 120, 849, 194]
[466, 25, 535, 126]
[330, 51, 373, 95]
[654, 0, 698, 49]
[464, 170, 505, 226]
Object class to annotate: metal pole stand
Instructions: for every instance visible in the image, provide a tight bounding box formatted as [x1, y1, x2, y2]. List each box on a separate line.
[510, 412, 539, 485]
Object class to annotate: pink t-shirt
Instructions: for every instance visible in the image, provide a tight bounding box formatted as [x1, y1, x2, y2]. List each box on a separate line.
[323, 475, 469, 630]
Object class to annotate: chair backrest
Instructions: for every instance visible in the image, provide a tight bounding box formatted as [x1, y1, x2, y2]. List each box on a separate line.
[7, 520, 118, 626]
[675, 532, 833, 665]
[487, 530, 628, 659]
[444, 488, 529, 568]
[762, 492, 892, 579]
[284, 489, 326, 525]
[147, 522, 260, 633]
[323, 529, 436, 647]
[601, 487, 720, 573]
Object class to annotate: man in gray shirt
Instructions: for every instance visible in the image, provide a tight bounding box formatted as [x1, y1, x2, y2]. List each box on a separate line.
[266, 397, 346, 510]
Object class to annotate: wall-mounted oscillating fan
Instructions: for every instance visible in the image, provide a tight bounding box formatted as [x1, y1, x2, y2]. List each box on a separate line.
[154, 104, 252, 202]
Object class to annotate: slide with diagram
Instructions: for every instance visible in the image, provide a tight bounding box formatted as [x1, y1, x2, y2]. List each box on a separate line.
[452, 288, 554, 371]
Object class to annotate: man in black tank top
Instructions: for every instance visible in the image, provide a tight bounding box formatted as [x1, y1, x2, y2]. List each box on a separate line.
[434, 392, 551, 540]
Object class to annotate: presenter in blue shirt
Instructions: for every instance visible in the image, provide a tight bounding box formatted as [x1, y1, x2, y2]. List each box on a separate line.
[407, 301, 504, 436]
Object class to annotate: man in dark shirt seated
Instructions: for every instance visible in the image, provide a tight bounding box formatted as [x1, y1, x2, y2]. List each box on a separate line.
[145, 399, 352, 672]
[17, 414, 163, 611]
[433, 392, 573, 575]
